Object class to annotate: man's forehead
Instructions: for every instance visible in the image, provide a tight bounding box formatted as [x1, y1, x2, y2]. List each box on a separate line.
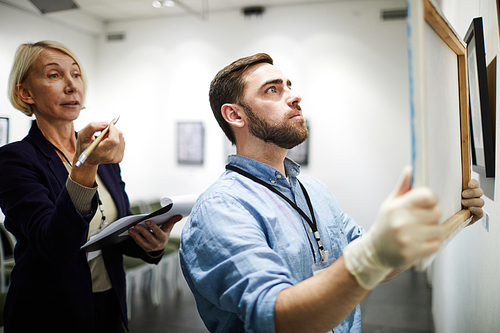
[243, 63, 287, 86]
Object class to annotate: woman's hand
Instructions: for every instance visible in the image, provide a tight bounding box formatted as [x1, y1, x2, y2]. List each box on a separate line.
[70, 122, 125, 187]
[128, 215, 183, 253]
[75, 121, 125, 166]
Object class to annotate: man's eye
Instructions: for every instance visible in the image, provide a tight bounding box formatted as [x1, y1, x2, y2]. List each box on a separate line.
[267, 87, 277, 93]
[49, 73, 58, 78]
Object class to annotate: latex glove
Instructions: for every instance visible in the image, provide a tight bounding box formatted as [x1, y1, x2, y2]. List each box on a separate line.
[461, 179, 484, 224]
[343, 166, 443, 289]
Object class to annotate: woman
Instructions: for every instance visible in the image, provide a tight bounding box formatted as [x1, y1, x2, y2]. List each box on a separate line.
[0, 40, 181, 332]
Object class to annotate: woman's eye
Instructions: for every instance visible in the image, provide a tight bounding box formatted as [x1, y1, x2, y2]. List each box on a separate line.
[73, 73, 81, 78]
[49, 73, 58, 78]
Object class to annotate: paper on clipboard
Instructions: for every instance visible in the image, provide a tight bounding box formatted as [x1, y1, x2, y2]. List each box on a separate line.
[82, 193, 198, 253]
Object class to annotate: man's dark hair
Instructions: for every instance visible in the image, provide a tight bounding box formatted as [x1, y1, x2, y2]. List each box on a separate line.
[209, 53, 273, 145]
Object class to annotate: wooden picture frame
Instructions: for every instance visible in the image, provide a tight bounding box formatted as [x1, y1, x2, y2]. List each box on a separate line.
[407, 0, 471, 241]
[177, 121, 204, 165]
[465, 17, 495, 178]
[0, 117, 9, 147]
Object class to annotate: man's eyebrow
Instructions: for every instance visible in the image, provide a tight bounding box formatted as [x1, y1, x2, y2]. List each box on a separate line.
[260, 78, 292, 89]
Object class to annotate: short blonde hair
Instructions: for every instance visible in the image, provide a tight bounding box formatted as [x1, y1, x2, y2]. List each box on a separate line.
[8, 40, 87, 116]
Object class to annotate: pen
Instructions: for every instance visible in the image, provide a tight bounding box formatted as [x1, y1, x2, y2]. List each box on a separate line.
[75, 116, 120, 167]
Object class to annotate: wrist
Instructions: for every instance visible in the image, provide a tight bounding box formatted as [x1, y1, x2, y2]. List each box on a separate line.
[70, 164, 98, 188]
[343, 234, 392, 290]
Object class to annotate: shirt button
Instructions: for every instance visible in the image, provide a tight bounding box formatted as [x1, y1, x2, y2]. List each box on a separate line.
[270, 180, 276, 184]
[276, 174, 282, 179]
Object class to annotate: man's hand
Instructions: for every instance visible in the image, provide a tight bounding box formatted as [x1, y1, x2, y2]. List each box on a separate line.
[462, 179, 484, 224]
[343, 166, 443, 289]
[369, 166, 443, 268]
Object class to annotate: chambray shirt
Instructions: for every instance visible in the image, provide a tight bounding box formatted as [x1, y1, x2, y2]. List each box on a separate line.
[180, 155, 365, 333]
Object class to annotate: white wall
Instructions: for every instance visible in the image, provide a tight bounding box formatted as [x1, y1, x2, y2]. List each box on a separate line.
[96, 0, 410, 234]
[430, 0, 500, 332]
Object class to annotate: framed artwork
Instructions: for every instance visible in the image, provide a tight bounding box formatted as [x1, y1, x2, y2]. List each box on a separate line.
[177, 121, 204, 165]
[0, 117, 9, 147]
[406, 0, 471, 248]
[286, 121, 309, 165]
[465, 17, 495, 178]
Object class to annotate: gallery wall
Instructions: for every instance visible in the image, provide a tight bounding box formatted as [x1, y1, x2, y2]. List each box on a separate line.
[430, 0, 500, 332]
[94, 0, 411, 234]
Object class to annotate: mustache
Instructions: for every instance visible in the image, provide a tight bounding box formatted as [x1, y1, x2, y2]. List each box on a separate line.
[287, 104, 302, 118]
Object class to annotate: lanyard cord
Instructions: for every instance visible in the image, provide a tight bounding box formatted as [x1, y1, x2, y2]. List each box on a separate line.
[226, 164, 327, 263]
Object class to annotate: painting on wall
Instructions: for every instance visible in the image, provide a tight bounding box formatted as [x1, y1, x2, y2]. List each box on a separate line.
[177, 121, 204, 165]
[465, 17, 495, 178]
[0, 117, 9, 147]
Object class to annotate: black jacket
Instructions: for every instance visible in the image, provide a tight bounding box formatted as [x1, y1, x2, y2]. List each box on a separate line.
[0, 121, 160, 332]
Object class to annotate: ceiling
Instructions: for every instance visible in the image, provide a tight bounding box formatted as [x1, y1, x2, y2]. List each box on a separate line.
[1, 0, 345, 23]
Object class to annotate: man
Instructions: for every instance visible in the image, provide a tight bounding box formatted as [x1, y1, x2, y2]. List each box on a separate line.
[179, 53, 484, 333]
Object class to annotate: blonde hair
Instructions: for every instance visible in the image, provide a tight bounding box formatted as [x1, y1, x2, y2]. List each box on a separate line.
[8, 40, 87, 116]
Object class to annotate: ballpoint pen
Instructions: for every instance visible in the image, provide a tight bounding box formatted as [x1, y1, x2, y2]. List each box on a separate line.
[75, 115, 120, 167]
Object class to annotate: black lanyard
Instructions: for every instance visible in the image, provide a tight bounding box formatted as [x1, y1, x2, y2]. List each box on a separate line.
[226, 164, 327, 263]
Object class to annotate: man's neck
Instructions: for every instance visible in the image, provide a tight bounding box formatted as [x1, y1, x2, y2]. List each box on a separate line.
[236, 140, 288, 175]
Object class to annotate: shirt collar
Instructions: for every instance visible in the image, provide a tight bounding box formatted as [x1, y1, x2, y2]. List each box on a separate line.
[227, 154, 301, 182]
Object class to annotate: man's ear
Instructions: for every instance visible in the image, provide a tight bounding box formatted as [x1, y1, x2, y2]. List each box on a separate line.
[221, 103, 245, 128]
[16, 84, 35, 105]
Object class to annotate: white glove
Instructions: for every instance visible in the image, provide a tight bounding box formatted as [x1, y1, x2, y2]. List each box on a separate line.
[343, 166, 443, 289]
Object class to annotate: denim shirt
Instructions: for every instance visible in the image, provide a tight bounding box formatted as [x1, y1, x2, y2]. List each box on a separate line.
[180, 155, 365, 333]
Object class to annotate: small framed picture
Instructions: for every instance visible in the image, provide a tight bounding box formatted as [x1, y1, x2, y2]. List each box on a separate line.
[177, 121, 204, 165]
[0, 117, 9, 147]
[465, 17, 495, 177]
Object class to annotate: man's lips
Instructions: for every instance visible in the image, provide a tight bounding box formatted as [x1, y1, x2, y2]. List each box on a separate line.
[289, 104, 303, 119]
[289, 111, 303, 119]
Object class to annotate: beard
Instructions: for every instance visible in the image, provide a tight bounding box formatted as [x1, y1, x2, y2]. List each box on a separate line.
[240, 102, 308, 150]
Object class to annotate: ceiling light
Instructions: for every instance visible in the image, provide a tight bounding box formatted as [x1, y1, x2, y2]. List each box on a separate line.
[152, 1, 162, 8]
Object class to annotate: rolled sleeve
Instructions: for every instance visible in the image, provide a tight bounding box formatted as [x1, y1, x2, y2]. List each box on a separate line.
[343, 212, 365, 242]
